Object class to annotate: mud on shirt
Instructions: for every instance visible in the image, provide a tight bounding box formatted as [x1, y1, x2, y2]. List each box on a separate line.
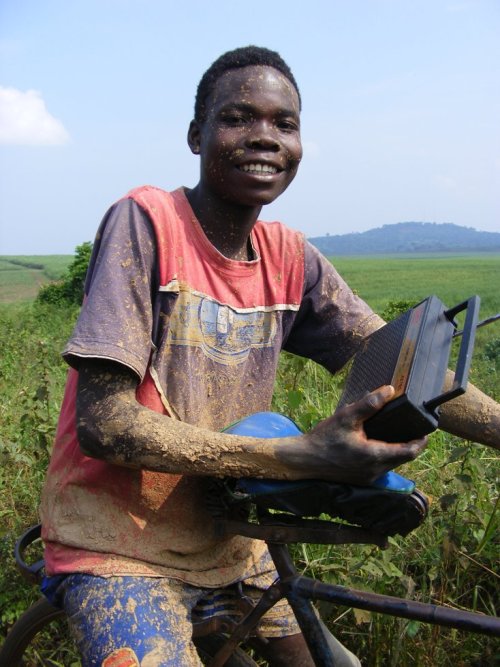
[40, 186, 382, 586]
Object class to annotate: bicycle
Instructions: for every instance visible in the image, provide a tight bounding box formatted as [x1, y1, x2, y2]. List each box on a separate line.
[2, 465, 499, 666]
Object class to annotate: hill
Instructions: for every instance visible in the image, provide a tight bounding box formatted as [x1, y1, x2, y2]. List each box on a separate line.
[308, 222, 500, 256]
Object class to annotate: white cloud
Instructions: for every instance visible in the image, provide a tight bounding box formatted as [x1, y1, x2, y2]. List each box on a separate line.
[0, 86, 70, 146]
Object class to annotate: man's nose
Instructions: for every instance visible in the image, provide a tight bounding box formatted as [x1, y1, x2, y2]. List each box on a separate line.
[245, 121, 280, 151]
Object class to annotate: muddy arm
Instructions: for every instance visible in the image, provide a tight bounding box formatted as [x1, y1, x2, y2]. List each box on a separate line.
[76, 359, 426, 484]
[438, 370, 500, 450]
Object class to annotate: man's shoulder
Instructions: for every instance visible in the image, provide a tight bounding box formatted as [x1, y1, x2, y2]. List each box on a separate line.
[119, 186, 191, 232]
[124, 184, 174, 195]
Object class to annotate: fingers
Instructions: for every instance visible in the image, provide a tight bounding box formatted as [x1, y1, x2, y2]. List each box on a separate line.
[305, 387, 428, 484]
[337, 385, 395, 426]
[392, 436, 428, 460]
[370, 435, 428, 468]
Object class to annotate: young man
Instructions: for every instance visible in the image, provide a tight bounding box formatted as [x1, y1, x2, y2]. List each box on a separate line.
[40, 46, 500, 666]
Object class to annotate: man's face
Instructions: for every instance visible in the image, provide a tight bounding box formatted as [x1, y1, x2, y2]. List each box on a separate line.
[189, 65, 302, 208]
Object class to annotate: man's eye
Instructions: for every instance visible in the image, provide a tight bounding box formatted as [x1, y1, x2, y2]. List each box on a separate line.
[222, 114, 247, 125]
[277, 119, 299, 132]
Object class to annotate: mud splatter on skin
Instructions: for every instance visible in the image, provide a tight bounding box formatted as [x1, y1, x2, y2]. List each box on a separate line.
[185, 66, 302, 263]
[75, 357, 432, 492]
[77, 360, 293, 480]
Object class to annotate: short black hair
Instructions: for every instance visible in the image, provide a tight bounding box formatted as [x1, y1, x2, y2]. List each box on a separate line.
[194, 45, 301, 123]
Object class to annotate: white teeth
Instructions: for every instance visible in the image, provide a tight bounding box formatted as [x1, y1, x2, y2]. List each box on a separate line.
[241, 163, 277, 174]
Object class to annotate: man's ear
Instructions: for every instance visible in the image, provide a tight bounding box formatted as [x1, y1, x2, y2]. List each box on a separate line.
[187, 120, 201, 155]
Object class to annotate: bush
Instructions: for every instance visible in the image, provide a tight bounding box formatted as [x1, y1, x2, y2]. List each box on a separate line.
[380, 299, 416, 322]
[37, 242, 92, 306]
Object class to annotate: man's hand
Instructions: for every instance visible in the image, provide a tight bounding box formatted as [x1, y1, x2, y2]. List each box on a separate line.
[277, 386, 428, 485]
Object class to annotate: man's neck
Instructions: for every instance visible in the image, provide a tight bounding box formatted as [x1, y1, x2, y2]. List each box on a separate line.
[185, 186, 260, 261]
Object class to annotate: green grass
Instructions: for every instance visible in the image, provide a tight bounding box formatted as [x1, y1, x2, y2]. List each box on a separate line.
[272, 253, 500, 665]
[329, 254, 500, 403]
[272, 353, 499, 665]
[0, 255, 72, 303]
[331, 254, 500, 316]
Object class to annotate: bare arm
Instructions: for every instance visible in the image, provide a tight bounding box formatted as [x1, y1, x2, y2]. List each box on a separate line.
[438, 370, 500, 449]
[76, 360, 427, 485]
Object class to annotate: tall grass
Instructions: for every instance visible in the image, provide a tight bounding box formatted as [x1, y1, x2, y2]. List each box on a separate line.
[0, 302, 79, 634]
[273, 354, 499, 666]
[272, 255, 500, 665]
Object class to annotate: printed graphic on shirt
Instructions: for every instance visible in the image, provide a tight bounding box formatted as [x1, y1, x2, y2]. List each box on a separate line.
[167, 289, 278, 365]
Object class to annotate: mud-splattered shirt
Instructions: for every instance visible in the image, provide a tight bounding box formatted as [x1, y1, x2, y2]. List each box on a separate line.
[40, 186, 382, 586]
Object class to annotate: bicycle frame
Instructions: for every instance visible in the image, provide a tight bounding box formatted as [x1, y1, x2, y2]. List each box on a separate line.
[202, 499, 500, 667]
[203, 538, 500, 667]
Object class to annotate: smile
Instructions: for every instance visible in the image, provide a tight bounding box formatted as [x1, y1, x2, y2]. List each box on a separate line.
[239, 163, 279, 174]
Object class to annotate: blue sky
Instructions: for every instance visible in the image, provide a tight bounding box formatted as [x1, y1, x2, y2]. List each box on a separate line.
[0, 0, 499, 254]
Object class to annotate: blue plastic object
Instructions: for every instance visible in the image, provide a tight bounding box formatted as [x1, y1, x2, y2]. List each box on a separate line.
[370, 471, 415, 494]
[223, 411, 415, 495]
[223, 412, 301, 438]
[223, 413, 309, 495]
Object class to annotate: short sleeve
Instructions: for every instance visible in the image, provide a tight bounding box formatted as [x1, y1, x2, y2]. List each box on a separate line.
[284, 241, 384, 373]
[63, 198, 157, 379]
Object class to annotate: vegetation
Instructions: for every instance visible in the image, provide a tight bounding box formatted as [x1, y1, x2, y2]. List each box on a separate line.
[331, 254, 500, 314]
[0, 255, 73, 304]
[0, 251, 498, 666]
[37, 242, 93, 306]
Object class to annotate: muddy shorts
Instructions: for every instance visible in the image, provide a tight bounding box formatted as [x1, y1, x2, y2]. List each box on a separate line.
[42, 569, 302, 667]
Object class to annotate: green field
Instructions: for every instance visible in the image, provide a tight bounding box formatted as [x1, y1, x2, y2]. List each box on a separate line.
[2, 252, 499, 314]
[0, 252, 499, 666]
[331, 253, 500, 316]
[0, 255, 72, 303]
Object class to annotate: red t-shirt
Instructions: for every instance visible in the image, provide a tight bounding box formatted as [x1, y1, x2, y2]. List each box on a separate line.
[40, 186, 381, 586]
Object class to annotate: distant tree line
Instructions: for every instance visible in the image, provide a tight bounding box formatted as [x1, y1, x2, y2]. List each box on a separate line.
[309, 222, 500, 256]
[6, 259, 45, 271]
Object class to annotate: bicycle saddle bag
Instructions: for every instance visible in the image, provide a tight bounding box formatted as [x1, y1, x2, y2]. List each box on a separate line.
[223, 412, 429, 537]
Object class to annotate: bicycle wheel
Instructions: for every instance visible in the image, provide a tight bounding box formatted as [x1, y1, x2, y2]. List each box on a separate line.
[0, 596, 77, 666]
[195, 634, 259, 666]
